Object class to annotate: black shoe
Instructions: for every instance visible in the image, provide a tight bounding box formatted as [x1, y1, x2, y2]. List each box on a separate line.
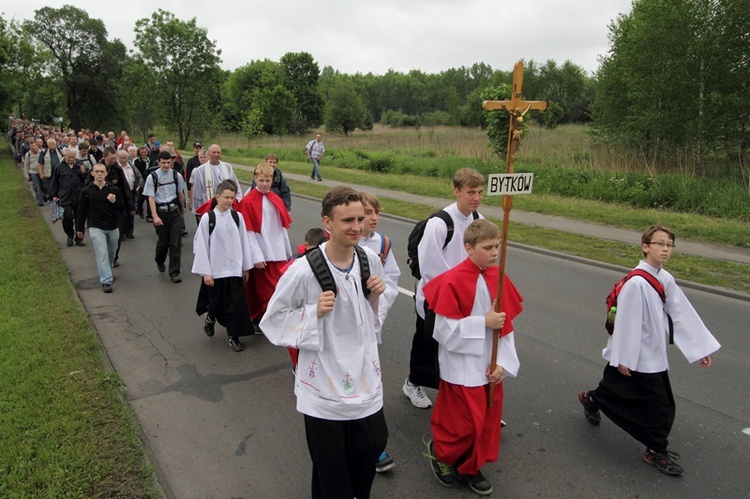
[229, 337, 244, 352]
[112, 259, 119, 268]
[171, 274, 182, 283]
[643, 449, 683, 476]
[102, 283, 113, 293]
[138, 212, 144, 219]
[66, 236, 74, 247]
[125, 233, 135, 239]
[157, 262, 166, 273]
[425, 438, 454, 487]
[578, 390, 601, 425]
[317, 177, 323, 181]
[75, 240, 86, 247]
[252, 322, 263, 335]
[181, 230, 188, 237]
[38, 202, 44, 206]
[455, 469, 493, 496]
[203, 315, 216, 337]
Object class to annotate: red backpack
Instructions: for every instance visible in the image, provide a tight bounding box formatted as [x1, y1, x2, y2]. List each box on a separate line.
[605, 269, 673, 343]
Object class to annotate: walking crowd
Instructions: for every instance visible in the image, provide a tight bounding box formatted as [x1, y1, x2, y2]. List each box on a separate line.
[8, 120, 722, 498]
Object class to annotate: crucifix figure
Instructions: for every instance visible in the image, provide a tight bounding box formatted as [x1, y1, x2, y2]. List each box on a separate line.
[482, 61, 547, 406]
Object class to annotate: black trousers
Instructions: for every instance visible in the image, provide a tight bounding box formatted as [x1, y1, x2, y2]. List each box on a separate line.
[407, 303, 440, 389]
[154, 209, 182, 277]
[593, 365, 676, 452]
[304, 409, 388, 499]
[62, 204, 82, 241]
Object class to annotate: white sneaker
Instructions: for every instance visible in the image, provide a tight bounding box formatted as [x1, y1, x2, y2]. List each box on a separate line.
[403, 378, 432, 408]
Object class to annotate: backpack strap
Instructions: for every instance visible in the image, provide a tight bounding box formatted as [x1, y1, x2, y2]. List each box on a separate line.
[627, 269, 674, 344]
[628, 269, 665, 302]
[306, 245, 372, 299]
[208, 209, 240, 236]
[378, 233, 392, 266]
[433, 210, 454, 249]
[207, 210, 216, 235]
[354, 245, 371, 298]
[306, 246, 337, 296]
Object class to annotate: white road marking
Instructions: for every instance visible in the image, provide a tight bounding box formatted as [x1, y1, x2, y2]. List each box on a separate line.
[743, 428, 750, 437]
[398, 286, 415, 298]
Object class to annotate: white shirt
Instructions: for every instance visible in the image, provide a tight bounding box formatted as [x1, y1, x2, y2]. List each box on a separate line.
[191, 209, 254, 278]
[603, 261, 721, 372]
[359, 231, 400, 343]
[260, 242, 386, 420]
[433, 273, 520, 387]
[416, 202, 484, 318]
[189, 161, 242, 212]
[244, 192, 293, 263]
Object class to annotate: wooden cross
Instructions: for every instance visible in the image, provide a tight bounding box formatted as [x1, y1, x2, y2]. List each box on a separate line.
[482, 61, 546, 406]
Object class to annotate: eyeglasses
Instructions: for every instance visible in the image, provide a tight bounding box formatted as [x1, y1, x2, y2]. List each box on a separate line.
[648, 242, 675, 249]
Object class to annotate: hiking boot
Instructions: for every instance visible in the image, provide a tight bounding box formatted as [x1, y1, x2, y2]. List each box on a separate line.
[643, 449, 683, 476]
[424, 438, 454, 487]
[102, 283, 113, 293]
[375, 450, 395, 473]
[66, 236, 74, 247]
[455, 469, 493, 496]
[403, 378, 432, 408]
[229, 337, 244, 352]
[203, 315, 216, 337]
[578, 390, 601, 425]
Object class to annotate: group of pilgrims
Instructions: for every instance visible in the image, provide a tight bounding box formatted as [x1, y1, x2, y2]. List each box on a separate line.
[191, 161, 720, 497]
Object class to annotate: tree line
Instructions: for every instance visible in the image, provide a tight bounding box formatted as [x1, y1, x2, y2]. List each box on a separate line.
[1, 1, 748, 185]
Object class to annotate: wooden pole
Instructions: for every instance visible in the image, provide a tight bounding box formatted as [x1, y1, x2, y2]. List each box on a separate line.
[483, 61, 546, 406]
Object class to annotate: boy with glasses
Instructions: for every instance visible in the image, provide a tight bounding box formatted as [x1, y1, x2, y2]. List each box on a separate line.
[578, 225, 720, 477]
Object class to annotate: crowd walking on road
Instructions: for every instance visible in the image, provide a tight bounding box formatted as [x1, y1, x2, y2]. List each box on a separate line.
[8, 118, 722, 497]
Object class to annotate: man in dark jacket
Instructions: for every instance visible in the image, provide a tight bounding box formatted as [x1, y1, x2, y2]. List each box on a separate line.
[50, 149, 88, 247]
[77, 163, 125, 293]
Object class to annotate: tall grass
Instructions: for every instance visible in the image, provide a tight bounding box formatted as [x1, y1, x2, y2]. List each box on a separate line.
[196, 124, 750, 221]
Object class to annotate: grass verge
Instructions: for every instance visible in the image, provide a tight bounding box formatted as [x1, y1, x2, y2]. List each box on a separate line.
[0, 149, 159, 497]
[236, 170, 750, 294]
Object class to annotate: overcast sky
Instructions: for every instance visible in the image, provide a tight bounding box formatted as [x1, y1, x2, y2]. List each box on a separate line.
[4, 0, 634, 76]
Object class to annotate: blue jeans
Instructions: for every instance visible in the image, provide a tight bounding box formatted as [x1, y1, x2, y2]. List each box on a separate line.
[89, 227, 119, 285]
[29, 173, 45, 204]
[310, 157, 322, 180]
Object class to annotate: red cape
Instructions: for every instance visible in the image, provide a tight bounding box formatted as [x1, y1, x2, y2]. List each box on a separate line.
[195, 197, 239, 216]
[236, 188, 292, 232]
[422, 258, 523, 336]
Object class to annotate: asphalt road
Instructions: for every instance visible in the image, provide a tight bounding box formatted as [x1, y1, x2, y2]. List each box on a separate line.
[55, 190, 749, 499]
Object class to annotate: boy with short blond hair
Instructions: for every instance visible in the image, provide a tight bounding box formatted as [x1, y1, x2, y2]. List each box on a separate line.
[422, 219, 523, 495]
[404, 167, 486, 409]
[237, 164, 293, 331]
[358, 191, 401, 474]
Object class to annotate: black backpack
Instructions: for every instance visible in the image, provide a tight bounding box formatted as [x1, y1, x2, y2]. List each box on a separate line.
[406, 210, 478, 279]
[305, 245, 370, 298]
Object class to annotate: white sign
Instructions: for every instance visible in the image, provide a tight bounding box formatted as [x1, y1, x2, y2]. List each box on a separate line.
[53, 117, 63, 123]
[487, 173, 534, 196]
